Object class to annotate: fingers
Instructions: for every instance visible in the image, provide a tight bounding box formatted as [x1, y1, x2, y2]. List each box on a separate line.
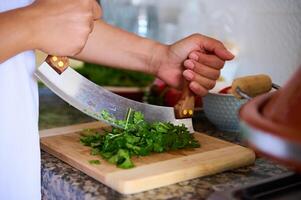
[184, 60, 220, 80]
[188, 52, 225, 70]
[189, 82, 209, 96]
[92, 0, 102, 20]
[183, 52, 223, 96]
[183, 70, 216, 90]
[200, 36, 234, 61]
[178, 34, 234, 96]
[215, 47, 235, 61]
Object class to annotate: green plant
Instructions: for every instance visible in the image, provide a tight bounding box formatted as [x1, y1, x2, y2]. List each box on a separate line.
[76, 63, 154, 87]
[80, 109, 200, 169]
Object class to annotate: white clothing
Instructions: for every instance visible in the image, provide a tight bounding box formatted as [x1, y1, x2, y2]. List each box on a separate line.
[0, 1, 40, 200]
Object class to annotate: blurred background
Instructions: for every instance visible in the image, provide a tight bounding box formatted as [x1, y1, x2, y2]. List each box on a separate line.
[99, 0, 301, 85]
[38, 0, 301, 128]
[37, 0, 301, 87]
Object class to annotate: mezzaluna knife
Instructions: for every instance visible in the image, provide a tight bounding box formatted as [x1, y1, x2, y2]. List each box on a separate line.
[35, 56, 195, 132]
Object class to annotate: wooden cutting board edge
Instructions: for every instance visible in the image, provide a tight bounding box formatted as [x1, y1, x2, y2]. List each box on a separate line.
[40, 121, 105, 138]
[40, 122, 256, 194]
[106, 146, 255, 194]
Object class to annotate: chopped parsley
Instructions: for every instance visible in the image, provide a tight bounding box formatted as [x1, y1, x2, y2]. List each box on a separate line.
[80, 109, 200, 169]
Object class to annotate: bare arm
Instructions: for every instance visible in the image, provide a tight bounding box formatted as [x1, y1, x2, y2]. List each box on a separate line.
[75, 20, 234, 96]
[75, 20, 165, 75]
[0, 8, 35, 63]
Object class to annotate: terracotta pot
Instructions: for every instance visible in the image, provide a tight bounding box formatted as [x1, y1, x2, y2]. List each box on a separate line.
[262, 67, 301, 131]
[239, 67, 301, 171]
[240, 91, 301, 171]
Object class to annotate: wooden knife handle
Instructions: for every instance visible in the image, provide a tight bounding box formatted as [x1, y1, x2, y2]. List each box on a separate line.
[174, 81, 195, 119]
[45, 55, 69, 74]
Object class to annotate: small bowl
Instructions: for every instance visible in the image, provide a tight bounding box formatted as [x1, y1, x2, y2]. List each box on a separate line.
[203, 92, 248, 132]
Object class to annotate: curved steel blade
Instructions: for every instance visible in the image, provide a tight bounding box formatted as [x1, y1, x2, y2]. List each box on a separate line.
[35, 63, 194, 132]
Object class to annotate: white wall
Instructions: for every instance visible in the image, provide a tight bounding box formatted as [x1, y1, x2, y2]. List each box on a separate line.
[101, 0, 301, 85]
[158, 0, 301, 85]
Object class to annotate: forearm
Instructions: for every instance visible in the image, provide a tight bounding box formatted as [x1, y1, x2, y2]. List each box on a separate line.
[0, 7, 35, 63]
[75, 20, 167, 75]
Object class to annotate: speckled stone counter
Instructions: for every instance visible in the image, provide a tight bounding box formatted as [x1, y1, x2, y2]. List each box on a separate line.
[39, 88, 290, 200]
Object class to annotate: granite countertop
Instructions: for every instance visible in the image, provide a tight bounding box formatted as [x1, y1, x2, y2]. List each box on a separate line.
[39, 88, 290, 200]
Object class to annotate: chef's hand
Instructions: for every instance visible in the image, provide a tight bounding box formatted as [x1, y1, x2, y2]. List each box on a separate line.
[154, 34, 234, 96]
[29, 0, 102, 56]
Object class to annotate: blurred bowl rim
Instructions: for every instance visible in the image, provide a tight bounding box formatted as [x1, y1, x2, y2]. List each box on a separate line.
[208, 81, 233, 95]
[206, 92, 234, 97]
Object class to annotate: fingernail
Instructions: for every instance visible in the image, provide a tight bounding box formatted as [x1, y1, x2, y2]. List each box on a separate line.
[183, 70, 194, 80]
[189, 53, 199, 60]
[184, 60, 195, 70]
[226, 50, 235, 58]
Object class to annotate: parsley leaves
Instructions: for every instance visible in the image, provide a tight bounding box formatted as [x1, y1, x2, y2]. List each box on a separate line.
[80, 109, 200, 169]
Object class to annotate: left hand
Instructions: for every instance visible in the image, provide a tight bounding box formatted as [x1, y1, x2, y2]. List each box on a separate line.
[153, 34, 234, 96]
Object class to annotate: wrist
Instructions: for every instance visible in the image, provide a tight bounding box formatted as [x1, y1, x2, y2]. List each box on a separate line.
[148, 42, 168, 76]
[22, 4, 43, 50]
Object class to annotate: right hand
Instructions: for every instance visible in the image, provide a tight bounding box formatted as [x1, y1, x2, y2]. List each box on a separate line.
[29, 0, 102, 56]
[152, 34, 234, 96]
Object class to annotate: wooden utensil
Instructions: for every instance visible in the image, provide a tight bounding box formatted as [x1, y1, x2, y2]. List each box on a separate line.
[174, 81, 195, 119]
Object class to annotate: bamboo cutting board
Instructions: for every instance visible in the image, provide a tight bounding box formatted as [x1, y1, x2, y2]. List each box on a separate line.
[40, 122, 255, 194]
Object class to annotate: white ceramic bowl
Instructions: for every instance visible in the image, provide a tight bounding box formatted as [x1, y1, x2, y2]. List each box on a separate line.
[202, 82, 247, 132]
[203, 92, 247, 132]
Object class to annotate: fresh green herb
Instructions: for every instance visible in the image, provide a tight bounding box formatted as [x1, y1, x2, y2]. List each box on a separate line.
[89, 160, 101, 165]
[80, 109, 200, 169]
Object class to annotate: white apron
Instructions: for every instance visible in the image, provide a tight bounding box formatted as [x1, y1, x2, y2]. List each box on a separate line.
[0, 1, 40, 200]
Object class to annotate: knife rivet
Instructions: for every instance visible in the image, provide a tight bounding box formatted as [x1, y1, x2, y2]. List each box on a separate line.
[183, 110, 188, 115]
[52, 56, 58, 62]
[189, 110, 193, 115]
[58, 61, 64, 68]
